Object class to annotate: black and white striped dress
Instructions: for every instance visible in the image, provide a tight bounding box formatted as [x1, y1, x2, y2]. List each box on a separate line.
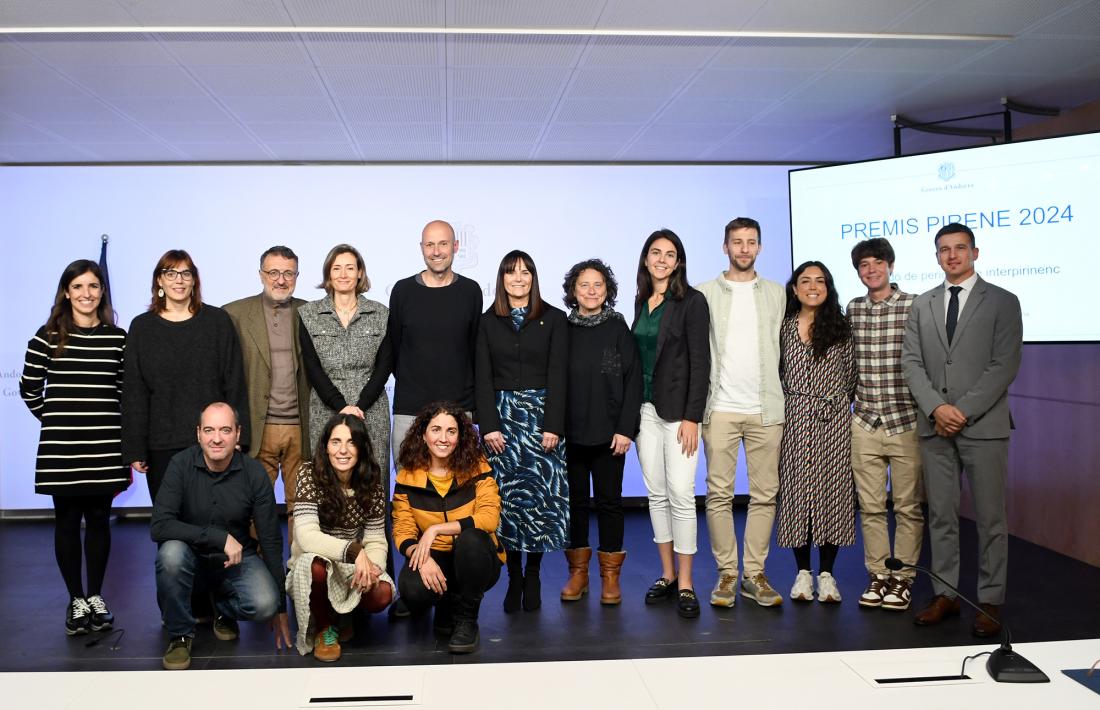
[19, 324, 130, 497]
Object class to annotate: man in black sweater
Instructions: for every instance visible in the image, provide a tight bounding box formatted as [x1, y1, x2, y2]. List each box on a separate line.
[387, 220, 483, 458]
[152, 402, 291, 670]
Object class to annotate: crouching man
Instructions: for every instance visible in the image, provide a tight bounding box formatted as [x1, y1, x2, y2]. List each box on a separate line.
[151, 401, 292, 670]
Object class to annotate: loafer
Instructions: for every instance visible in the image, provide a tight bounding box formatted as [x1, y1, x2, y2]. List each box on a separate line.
[677, 589, 700, 619]
[972, 603, 1002, 638]
[645, 577, 676, 604]
[913, 594, 961, 626]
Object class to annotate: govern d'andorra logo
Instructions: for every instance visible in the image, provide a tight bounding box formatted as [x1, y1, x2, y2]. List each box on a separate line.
[937, 161, 956, 181]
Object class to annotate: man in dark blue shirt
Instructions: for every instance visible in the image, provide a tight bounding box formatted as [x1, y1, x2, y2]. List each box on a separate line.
[151, 402, 291, 670]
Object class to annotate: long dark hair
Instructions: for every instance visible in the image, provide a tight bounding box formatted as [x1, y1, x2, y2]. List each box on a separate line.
[492, 250, 545, 321]
[310, 414, 382, 524]
[149, 249, 202, 314]
[45, 260, 115, 356]
[635, 228, 689, 305]
[397, 402, 484, 489]
[784, 260, 850, 359]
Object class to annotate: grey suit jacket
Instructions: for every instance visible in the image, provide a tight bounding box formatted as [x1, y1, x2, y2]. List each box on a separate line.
[901, 275, 1022, 439]
[223, 294, 311, 458]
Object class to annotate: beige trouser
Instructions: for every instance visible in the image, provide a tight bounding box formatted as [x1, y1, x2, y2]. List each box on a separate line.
[851, 419, 923, 580]
[703, 412, 782, 578]
[255, 422, 303, 544]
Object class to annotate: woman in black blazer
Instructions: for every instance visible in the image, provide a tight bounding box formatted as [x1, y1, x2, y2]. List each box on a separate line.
[631, 229, 710, 619]
[476, 250, 569, 614]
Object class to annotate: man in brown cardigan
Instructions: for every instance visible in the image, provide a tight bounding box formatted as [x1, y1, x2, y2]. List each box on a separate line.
[224, 245, 311, 543]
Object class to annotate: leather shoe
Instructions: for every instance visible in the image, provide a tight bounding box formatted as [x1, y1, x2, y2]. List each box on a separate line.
[972, 603, 1002, 638]
[913, 594, 960, 626]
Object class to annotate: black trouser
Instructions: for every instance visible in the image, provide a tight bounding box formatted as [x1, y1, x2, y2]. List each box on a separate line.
[565, 442, 625, 552]
[398, 528, 502, 609]
[52, 494, 114, 599]
[146, 448, 186, 503]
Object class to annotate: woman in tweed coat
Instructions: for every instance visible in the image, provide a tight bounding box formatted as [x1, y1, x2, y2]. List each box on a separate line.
[298, 244, 392, 503]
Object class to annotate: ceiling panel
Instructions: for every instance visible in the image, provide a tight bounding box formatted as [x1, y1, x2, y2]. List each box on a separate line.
[0, 142, 98, 161]
[81, 143, 186, 161]
[220, 97, 340, 122]
[597, 0, 767, 31]
[246, 122, 347, 142]
[567, 67, 695, 98]
[304, 34, 441, 67]
[447, 0, 605, 29]
[617, 141, 713, 161]
[789, 70, 938, 104]
[357, 143, 447, 161]
[710, 38, 855, 70]
[159, 33, 312, 66]
[544, 123, 644, 142]
[348, 122, 443, 143]
[0, 0, 138, 27]
[636, 123, 737, 143]
[117, 0, 293, 27]
[190, 66, 327, 97]
[450, 67, 571, 98]
[282, 0, 445, 28]
[451, 123, 542, 143]
[896, 0, 1071, 36]
[956, 38, 1100, 76]
[338, 98, 445, 123]
[835, 40, 995, 73]
[144, 122, 255, 143]
[449, 35, 584, 67]
[449, 142, 534, 161]
[452, 98, 555, 123]
[106, 96, 236, 122]
[43, 121, 160, 143]
[658, 98, 772, 124]
[533, 142, 629, 161]
[0, 66, 86, 98]
[743, 0, 911, 33]
[555, 98, 667, 123]
[265, 142, 358, 161]
[1026, 3, 1100, 39]
[4, 97, 125, 123]
[581, 37, 725, 68]
[181, 143, 273, 161]
[14, 33, 176, 65]
[0, 120, 60, 142]
[322, 67, 443, 97]
[684, 68, 813, 100]
[59, 65, 207, 98]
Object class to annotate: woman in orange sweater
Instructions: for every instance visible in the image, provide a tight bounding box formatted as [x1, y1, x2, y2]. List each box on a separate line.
[392, 401, 505, 654]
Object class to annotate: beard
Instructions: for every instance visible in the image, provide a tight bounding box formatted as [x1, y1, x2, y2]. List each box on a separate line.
[730, 256, 756, 273]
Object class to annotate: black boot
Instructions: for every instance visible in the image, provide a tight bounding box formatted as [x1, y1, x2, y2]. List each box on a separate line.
[449, 595, 481, 654]
[523, 568, 542, 611]
[503, 551, 523, 613]
[433, 593, 455, 636]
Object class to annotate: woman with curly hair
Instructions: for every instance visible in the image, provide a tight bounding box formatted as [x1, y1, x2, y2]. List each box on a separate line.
[392, 402, 505, 654]
[776, 261, 857, 604]
[558, 258, 641, 605]
[286, 413, 392, 662]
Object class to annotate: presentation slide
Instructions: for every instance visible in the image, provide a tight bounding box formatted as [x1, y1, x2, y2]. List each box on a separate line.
[789, 131, 1100, 342]
[1, 164, 797, 511]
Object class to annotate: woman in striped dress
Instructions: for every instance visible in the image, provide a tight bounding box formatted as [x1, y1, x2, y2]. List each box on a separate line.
[20, 260, 128, 636]
[776, 261, 857, 604]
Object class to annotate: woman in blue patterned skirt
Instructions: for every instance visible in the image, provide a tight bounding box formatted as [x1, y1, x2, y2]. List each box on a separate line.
[476, 250, 569, 613]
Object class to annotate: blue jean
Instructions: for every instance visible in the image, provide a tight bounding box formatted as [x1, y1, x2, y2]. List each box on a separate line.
[156, 540, 280, 638]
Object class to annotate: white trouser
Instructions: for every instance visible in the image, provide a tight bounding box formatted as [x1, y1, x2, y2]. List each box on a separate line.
[636, 403, 698, 555]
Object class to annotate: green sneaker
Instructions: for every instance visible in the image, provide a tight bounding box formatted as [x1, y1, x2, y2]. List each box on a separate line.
[162, 636, 192, 670]
[213, 615, 239, 641]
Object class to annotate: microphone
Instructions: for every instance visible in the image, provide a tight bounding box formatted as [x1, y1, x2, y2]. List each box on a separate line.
[885, 557, 1048, 683]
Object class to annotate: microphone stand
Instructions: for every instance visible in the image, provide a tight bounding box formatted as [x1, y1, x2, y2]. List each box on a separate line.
[885, 557, 1049, 683]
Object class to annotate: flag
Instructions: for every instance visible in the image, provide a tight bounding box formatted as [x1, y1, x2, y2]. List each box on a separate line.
[98, 234, 113, 309]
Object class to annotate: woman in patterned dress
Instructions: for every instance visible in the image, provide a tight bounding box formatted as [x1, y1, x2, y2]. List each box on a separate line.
[298, 244, 391, 509]
[476, 250, 569, 613]
[776, 261, 857, 604]
[286, 413, 392, 662]
[20, 260, 128, 636]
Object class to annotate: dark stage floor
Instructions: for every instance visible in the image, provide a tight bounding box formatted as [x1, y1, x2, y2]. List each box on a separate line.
[2, 507, 1097, 673]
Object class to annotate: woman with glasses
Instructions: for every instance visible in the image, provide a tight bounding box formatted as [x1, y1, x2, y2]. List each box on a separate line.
[297, 244, 392, 512]
[20, 260, 128, 636]
[122, 249, 249, 502]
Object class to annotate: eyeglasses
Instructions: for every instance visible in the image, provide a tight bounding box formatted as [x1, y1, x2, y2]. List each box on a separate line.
[262, 269, 299, 281]
[161, 268, 194, 281]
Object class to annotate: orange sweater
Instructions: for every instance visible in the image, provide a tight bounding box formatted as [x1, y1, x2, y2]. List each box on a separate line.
[392, 460, 506, 563]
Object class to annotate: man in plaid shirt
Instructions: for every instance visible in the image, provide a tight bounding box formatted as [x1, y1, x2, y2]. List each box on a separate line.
[847, 238, 923, 611]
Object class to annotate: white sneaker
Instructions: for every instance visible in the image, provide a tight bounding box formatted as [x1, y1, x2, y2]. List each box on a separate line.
[817, 572, 842, 603]
[790, 570, 814, 601]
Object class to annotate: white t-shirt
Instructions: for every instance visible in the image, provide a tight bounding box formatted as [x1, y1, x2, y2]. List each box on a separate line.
[712, 278, 761, 414]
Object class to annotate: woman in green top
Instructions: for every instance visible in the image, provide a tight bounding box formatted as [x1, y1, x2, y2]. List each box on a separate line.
[631, 229, 711, 619]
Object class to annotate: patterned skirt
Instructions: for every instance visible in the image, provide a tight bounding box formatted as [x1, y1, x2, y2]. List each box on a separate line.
[489, 389, 569, 552]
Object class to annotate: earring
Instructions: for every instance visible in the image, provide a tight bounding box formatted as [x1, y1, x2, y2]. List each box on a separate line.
[158, 288, 164, 298]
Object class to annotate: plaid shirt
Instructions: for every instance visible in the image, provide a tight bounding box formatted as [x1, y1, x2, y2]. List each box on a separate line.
[847, 285, 918, 435]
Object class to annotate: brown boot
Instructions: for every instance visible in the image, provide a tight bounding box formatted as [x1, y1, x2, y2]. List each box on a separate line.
[560, 548, 591, 601]
[598, 550, 627, 605]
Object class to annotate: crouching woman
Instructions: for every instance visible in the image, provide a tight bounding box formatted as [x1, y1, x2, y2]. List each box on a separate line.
[393, 402, 505, 654]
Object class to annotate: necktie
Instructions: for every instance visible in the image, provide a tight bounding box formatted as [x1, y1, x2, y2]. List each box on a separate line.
[946, 285, 962, 344]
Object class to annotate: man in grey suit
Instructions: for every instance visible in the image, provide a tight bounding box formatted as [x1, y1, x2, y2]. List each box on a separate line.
[224, 246, 311, 543]
[901, 223, 1022, 638]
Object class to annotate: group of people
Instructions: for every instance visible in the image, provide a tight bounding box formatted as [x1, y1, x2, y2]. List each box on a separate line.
[20, 216, 1022, 670]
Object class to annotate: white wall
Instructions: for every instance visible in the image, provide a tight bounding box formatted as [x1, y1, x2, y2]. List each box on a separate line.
[1, 164, 797, 510]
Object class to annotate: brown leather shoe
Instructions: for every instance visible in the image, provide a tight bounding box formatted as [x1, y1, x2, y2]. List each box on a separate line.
[972, 603, 1002, 638]
[913, 594, 961, 626]
[597, 550, 627, 605]
[560, 547, 591, 601]
[313, 626, 341, 662]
